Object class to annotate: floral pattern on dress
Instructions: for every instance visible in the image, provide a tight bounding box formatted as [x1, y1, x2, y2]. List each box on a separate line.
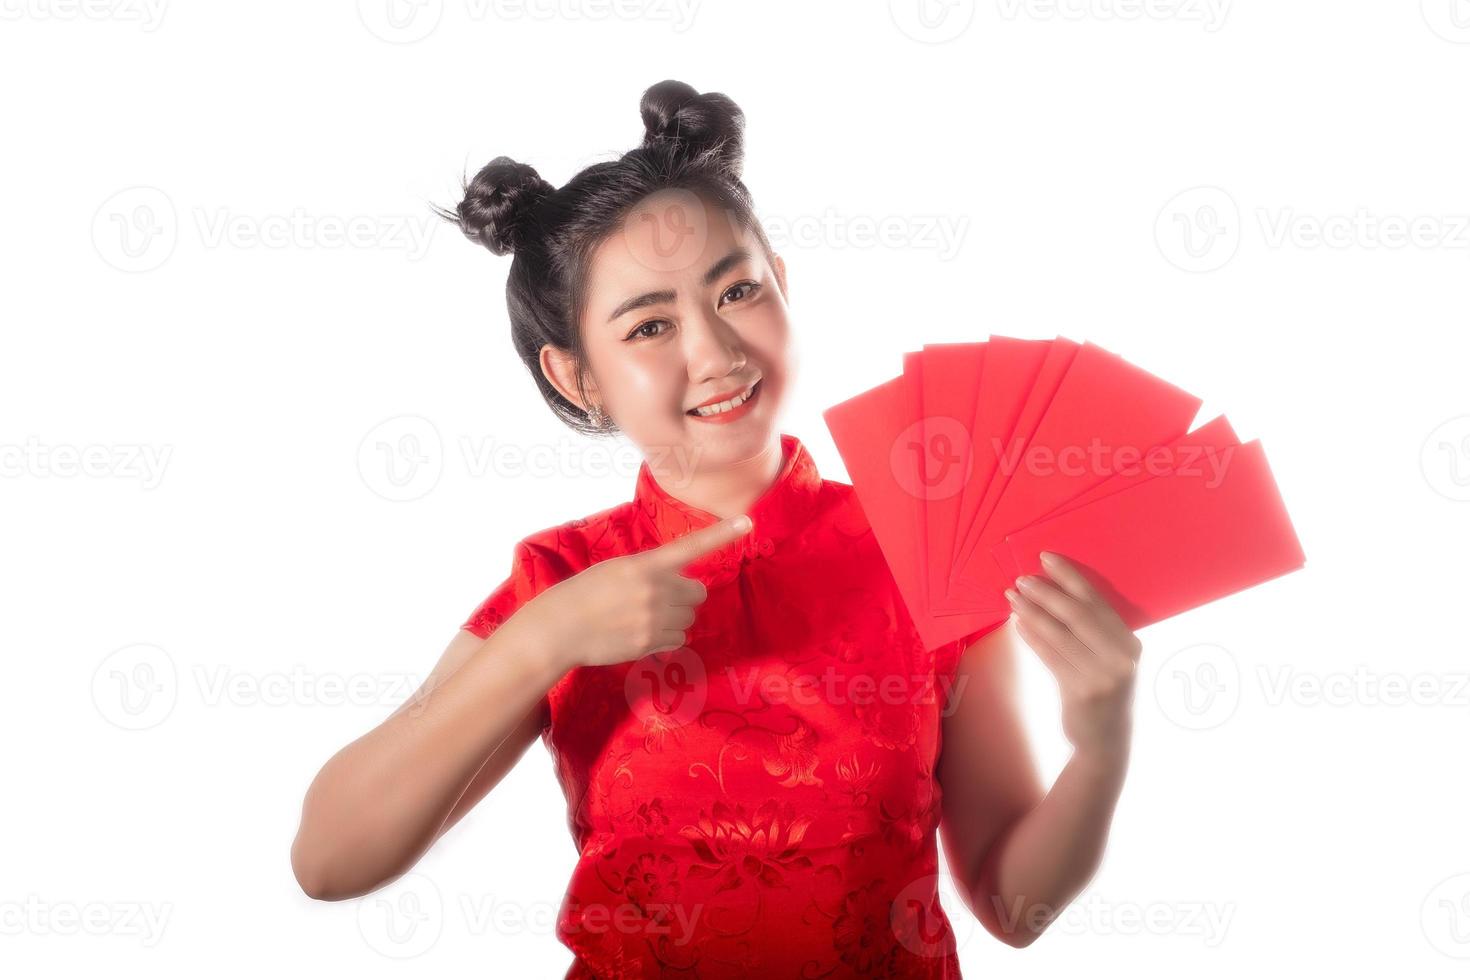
[460, 433, 1000, 978]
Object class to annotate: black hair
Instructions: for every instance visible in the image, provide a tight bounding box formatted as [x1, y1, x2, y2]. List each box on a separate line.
[436, 79, 774, 436]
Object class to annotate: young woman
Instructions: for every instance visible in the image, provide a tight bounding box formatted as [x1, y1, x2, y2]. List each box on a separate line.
[291, 79, 1143, 978]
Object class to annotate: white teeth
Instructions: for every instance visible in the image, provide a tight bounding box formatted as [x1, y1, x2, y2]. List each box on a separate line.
[691, 382, 757, 416]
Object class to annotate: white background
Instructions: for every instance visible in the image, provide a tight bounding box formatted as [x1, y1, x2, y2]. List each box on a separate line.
[3, 1, 1469, 976]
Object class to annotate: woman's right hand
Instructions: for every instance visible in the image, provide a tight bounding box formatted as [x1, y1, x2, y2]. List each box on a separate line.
[519, 514, 753, 670]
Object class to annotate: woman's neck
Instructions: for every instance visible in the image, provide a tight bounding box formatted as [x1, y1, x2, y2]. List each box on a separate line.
[648, 436, 784, 520]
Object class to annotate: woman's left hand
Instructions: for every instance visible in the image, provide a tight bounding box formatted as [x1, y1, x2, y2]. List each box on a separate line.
[1005, 551, 1142, 759]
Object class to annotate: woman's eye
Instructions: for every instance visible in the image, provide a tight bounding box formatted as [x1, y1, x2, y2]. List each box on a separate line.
[624, 283, 760, 341]
[722, 281, 760, 304]
[626, 320, 669, 341]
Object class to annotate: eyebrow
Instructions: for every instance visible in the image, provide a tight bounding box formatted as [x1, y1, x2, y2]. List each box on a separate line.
[605, 247, 753, 325]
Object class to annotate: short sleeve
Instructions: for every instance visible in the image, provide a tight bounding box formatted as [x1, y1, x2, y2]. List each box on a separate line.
[460, 538, 563, 640]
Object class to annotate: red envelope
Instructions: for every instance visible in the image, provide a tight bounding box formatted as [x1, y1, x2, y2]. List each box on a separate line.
[944, 342, 1201, 619]
[903, 352, 931, 602]
[824, 369, 1006, 651]
[991, 413, 1241, 582]
[917, 342, 987, 609]
[995, 439, 1305, 630]
[822, 336, 1304, 647]
[931, 337, 1076, 614]
[926, 336, 1053, 615]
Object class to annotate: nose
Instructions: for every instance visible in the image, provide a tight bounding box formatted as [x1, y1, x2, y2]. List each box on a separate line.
[683, 311, 747, 385]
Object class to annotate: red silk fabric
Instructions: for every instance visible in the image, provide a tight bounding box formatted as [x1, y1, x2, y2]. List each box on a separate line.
[462, 433, 996, 977]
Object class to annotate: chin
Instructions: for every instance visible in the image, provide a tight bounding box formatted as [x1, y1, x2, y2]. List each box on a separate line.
[685, 417, 782, 469]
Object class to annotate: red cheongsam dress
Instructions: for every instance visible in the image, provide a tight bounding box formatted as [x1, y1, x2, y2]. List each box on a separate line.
[461, 432, 997, 978]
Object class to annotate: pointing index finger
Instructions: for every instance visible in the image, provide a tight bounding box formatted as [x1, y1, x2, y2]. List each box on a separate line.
[649, 514, 753, 569]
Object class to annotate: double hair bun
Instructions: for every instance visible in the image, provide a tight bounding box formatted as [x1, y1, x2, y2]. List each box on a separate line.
[446, 79, 746, 256]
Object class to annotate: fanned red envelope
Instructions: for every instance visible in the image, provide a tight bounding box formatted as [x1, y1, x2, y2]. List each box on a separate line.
[990, 413, 1241, 583]
[995, 439, 1305, 630]
[823, 362, 1003, 652]
[822, 336, 1306, 652]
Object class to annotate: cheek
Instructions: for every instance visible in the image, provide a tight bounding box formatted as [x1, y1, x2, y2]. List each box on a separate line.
[746, 314, 793, 384]
[594, 349, 683, 414]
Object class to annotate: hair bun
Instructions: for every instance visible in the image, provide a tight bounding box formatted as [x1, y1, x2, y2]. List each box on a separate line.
[448, 156, 555, 256]
[639, 79, 746, 179]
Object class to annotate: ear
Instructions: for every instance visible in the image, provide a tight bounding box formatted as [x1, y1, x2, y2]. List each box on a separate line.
[771, 251, 788, 302]
[539, 344, 598, 411]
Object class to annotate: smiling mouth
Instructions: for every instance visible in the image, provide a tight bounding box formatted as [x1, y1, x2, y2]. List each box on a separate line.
[687, 379, 761, 417]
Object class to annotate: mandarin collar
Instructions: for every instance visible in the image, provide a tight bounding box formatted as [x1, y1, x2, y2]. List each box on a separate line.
[632, 432, 823, 574]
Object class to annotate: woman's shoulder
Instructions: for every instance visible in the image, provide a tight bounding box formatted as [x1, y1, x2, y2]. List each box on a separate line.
[514, 499, 647, 575]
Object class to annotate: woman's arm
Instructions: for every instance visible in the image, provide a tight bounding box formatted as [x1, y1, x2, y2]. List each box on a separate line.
[289, 515, 750, 903]
[937, 551, 1140, 948]
[290, 615, 570, 902]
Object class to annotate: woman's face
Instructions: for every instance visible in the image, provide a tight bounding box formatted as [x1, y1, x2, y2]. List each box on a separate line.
[545, 190, 793, 483]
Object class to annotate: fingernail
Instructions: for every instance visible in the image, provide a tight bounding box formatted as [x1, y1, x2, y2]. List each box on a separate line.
[734, 515, 752, 532]
[1016, 575, 1037, 592]
[1004, 588, 1019, 605]
[1039, 552, 1058, 567]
